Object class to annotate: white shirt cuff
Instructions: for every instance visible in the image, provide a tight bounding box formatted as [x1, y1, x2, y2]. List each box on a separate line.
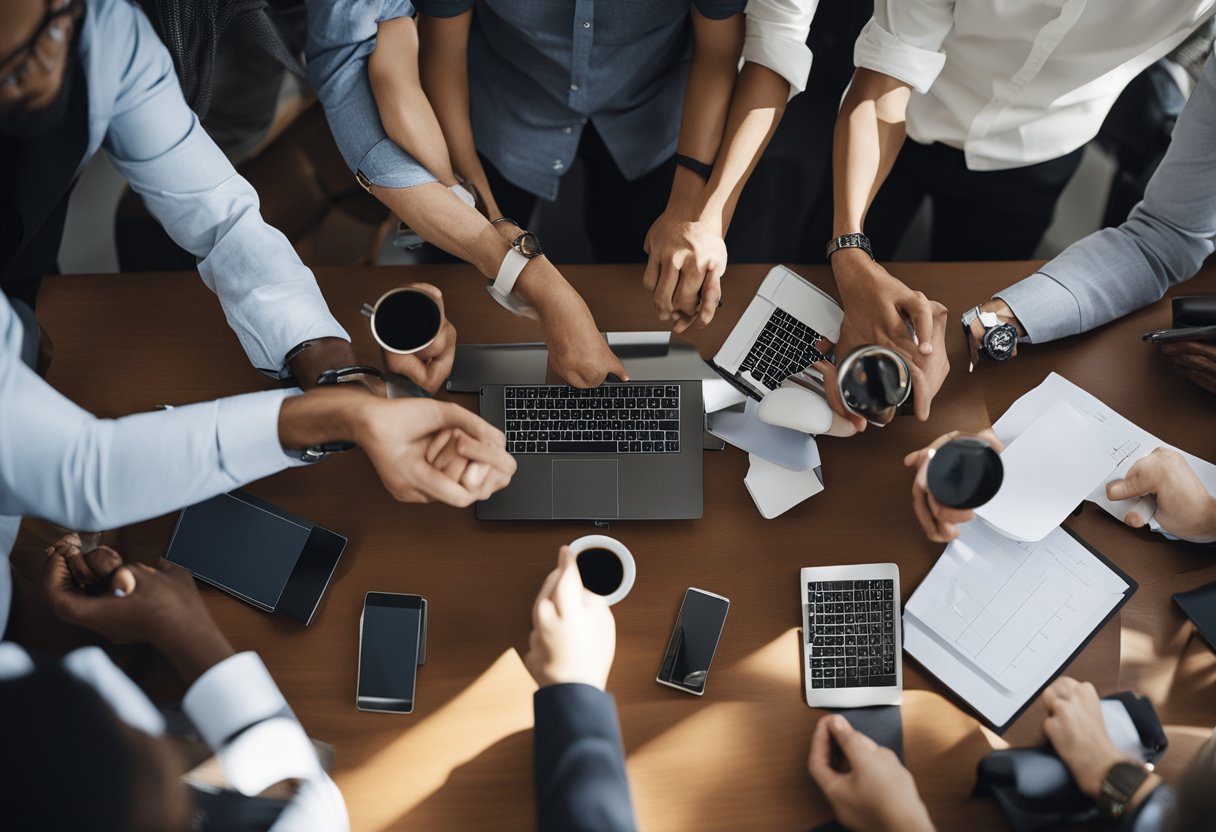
[743, 35, 813, 98]
[183, 651, 291, 749]
[215, 388, 306, 481]
[853, 19, 946, 95]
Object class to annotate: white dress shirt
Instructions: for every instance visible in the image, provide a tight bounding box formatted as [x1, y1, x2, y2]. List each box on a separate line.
[79, 0, 347, 374]
[742, 0, 820, 99]
[0, 297, 301, 634]
[0, 643, 349, 831]
[855, 0, 1216, 171]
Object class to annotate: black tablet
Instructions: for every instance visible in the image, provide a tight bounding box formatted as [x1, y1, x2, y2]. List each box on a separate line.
[166, 490, 346, 625]
[1174, 580, 1216, 652]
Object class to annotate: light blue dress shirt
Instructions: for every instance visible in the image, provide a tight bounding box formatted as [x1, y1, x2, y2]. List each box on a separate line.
[0, 296, 301, 635]
[412, 0, 747, 200]
[79, 0, 348, 374]
[997, 52, 1216, 343]
[306, 0, 439, 191]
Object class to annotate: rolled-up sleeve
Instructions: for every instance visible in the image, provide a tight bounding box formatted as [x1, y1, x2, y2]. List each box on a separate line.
[997, 51, 1216, 342]
[854, 0, 953, 94]
[101, 2, 347, 376]
[742, 0, 818, 99]
[305, 0, 438, 190]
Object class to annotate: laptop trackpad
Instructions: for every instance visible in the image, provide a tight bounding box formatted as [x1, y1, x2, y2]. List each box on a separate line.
[551, 460, 619, 519]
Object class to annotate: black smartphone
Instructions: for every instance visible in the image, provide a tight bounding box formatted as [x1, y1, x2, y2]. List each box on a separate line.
[1142, 324, 1216, 343]
[357, 592, 427, 714]
[656, 588, 730, 696]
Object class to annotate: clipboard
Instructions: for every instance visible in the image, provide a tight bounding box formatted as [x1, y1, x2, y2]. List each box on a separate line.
[903, 525, 1137, 734]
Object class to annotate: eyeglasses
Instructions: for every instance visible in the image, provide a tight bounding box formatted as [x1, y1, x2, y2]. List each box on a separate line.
[0, 0, 83, 92]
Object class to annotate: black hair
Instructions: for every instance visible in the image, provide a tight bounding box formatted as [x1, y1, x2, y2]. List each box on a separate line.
[0, 659, 138, 832]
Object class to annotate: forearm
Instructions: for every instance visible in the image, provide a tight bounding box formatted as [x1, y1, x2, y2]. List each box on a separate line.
[419, 13, 500, 216]
[666, 11, 745, 215]
[370, 17, 457, 186]
[699, 62, 790, 231]
[832, 69, 911, 237]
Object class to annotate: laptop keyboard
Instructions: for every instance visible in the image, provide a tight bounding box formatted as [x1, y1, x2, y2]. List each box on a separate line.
[806, 579, 897, 689]
[504, 384, 680, 454]
[740, 308, 829, 392]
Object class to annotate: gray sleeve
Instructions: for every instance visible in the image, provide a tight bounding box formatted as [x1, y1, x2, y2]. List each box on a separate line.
[995, 52, 1216, 344]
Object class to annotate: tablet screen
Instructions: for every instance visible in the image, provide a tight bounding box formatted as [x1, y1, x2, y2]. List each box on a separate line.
[167, 492, 311, 609]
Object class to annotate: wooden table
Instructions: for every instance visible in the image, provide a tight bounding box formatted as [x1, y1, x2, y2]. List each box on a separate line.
[16, 263, 1216, 831]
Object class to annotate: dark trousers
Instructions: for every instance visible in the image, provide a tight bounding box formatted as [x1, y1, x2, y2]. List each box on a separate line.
[865, 140, 1086, 261]
[480, 123, 675, 263]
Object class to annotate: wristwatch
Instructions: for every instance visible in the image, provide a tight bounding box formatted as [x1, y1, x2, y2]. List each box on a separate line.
[826, 232, 874, 260]
[488, 218, 542, 318]
[962, 305, 1018, 367]
[1097, 760, 1152, 819]
[290, 365, 386, 462]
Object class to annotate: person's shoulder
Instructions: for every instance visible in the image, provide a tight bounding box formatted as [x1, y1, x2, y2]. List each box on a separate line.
[80, 0, 144, 63]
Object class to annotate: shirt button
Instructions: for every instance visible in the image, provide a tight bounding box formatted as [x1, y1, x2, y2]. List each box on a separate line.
[553, 160, 565, 171]
[583, 20, 591, 28]
[570, 83, 579, 91]
[563, 126, 573, 134]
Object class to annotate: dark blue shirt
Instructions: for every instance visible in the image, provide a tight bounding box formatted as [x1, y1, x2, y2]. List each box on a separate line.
[415, 0, 746, 199]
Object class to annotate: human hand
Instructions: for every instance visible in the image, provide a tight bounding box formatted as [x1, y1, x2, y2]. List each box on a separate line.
[903, 429, 1004, 543]
[532, 279, 629, 388]
[1159, 339, 1216, 395]
[380, 283, 457, 394]
[808, 714, 933, 832]
[1041, 677, 1129, 798]
[524, 546, 616, 690]
[356, 397, 516, 506]
[1106, 447, 1216, 542]
[45, 533, 131, 594]
[832, 253, 949, 421]
[642, 211, 727, 332]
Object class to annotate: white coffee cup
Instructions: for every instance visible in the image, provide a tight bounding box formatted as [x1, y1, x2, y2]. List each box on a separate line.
[568, 535, 636, 606]
[361, 287, 443, 355]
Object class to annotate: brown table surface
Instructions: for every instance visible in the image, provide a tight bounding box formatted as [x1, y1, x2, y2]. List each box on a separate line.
[14, 262, 1216, 831]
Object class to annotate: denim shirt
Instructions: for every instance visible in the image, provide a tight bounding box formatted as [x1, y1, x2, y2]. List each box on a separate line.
[415, 0, 746, 200]
[79, 0, 348, 374]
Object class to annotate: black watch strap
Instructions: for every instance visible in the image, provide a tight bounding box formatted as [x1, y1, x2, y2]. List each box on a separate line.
[675, 153, 713, 180]
[826, 232, 874, 260]
[1097, 761, 1151, 819]
[315, 365, 384, 387]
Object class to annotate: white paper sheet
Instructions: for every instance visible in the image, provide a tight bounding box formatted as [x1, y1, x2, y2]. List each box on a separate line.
[744, 452, 824, 518]
[702, 377, 748, 414]
[706, 398, 820, 470]
[991, 373, 1216, 533]
[904, 522, 1129, 729]
[974, 399, 1115, 541]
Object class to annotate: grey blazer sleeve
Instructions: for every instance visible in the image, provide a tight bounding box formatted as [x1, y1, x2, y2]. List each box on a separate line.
[533, 684, 638, 832]
[995, 52, 1216, 343]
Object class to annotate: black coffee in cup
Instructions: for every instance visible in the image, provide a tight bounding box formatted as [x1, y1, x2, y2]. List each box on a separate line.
[577, 548, 624, 596]
[374, 290, 441, 352]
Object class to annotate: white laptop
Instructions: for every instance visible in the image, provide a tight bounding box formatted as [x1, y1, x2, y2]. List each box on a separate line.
[712, 265, 844, 400]
[801, 563, 903, 708]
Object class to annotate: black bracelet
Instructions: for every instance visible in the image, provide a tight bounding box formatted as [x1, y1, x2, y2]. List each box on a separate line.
[490, 216, 521, 228]
[315, 365, 384, 387]
[675, 153, 713, 181]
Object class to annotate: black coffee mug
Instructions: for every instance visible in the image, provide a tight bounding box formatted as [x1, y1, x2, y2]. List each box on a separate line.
[926, 437, 1004, 509]
[362, 288, 443, 354]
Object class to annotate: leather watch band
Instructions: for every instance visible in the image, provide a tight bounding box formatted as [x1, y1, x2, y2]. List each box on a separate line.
[826, 232, 874, 260]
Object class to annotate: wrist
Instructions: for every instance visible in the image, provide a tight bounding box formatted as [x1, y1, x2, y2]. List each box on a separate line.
[879, 801, 933, 832]
[278, 386, 370, 450]
[286, 337, 359, 390]
[157, 624, 235, 686]
[1084, 752, 1133, 799]
[515, 258, 577, 316]
[980, 299, 1027, 338]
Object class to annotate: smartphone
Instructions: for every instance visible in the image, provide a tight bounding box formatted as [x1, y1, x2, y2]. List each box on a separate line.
[1142, 324, 1216, 343]
[357, 592, 427, 714]
[656, 588, 730, 696]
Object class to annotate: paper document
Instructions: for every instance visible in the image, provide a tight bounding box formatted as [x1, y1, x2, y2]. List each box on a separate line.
[904, 522, 1132, 730]
[706, 398, 819, 470]
[744, 452, 824, 518]
[974, 399, 1114, 541]
[992, 373, 1216, 533]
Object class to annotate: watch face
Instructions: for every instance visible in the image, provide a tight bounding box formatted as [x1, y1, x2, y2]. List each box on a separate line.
[983, 323, 1017, 361]
[515, 231, 543, 258]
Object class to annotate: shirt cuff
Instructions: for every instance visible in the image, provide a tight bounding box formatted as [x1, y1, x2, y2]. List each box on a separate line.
[215, 389, 304, 481]
[533, 683, 622, 749]
[183, 651, 291, 749]
[994, 272, 1084, 344]
[853, 19, 946, 95]
[357, 136, 440, 190]
[742, 35, 813, 99]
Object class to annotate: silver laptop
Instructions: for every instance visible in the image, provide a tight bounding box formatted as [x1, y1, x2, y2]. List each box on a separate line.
[712, 265, 844, 400]
[801, 563, 903, 708]
[476, 381, 703, 521]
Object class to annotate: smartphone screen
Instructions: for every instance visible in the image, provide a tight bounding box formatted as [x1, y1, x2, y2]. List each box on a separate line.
[357, 593, 425, 713]
[657, 588, 729, 695]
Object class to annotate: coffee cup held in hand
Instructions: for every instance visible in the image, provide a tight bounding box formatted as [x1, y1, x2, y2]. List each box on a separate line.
[568, 535, 636, 606]
[926, 437, 1004, 509]
[362, 287, 443, 355]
